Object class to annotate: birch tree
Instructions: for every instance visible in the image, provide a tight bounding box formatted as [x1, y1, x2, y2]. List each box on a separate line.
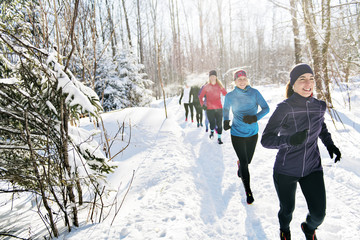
[136, 0, 144, 63]
[216, 0, 225, 82]
[121, 0, 133, 47]
[301, 0, 324, 99]
[290, 0, 303, 64]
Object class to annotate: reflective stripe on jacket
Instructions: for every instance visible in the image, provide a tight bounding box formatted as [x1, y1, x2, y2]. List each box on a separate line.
[261, 93, 333, 177]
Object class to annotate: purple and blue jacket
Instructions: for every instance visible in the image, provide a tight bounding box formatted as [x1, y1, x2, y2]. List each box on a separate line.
[261, 93, 334, 177]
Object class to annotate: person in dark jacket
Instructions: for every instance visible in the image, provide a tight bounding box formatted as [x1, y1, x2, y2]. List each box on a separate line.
[261, 63, 341, 240]
[190, 85, 203, 127]
[223, 70, 269, 204]
[199, 83, 209, 131]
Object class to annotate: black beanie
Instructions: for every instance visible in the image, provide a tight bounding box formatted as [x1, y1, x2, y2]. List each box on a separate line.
[290, 63, 313, 86]
[209, 70, 217, 77]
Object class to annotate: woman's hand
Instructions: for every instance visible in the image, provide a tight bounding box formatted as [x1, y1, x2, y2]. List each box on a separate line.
[243, 115, 257, 124]
[327, 144, 341, 162]
[223, 120, 231, 131]
[289, 129, 308, 146]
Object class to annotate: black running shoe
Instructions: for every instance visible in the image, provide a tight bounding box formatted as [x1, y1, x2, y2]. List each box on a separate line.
[280, 230, 291, 240]
[301, 222, 317, 240]
[209, 131, 214, 139]
[246, 191, 254, 204]
[218, 138, 223, 144]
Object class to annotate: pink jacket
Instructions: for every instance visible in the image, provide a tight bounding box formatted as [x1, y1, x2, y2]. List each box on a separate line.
[199, 83, 227, 110]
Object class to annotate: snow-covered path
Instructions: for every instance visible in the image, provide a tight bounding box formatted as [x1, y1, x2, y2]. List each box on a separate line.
[2, 84, 359, 239]
[66, 84, 360, 239]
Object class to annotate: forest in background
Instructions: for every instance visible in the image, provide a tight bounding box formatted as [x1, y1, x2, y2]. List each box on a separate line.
[2, 0, 360, 105]
[0, 0, 359, 238]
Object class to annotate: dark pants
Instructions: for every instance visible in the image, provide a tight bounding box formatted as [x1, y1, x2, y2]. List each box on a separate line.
[206, 109, 223, 134]
[231, 134, 258, 192]
[184, 103, 194, 120]
[273, 171, 326, 232]
[193, 103, 203, 124]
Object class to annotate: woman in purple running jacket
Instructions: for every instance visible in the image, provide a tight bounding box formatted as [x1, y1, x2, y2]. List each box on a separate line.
[261, 63, 341, 240]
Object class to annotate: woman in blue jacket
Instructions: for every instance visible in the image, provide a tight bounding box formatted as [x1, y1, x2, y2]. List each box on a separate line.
[223, 70, 269, 204]
[261, 64, 341, 240]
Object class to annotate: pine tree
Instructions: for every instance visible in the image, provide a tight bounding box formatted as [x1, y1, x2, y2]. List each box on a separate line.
[0, 1, 116, 236]
[95, 48, 153, 111]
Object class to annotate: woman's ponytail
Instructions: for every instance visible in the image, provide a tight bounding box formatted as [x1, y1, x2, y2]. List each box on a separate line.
[286, 81, 294, 98]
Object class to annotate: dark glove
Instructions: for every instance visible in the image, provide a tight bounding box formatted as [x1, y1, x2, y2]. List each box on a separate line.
[327, 144, 341, 163]
[179, 100, 181, 105]
[289, 129, 308, 146]
[243, 115, 257, 124]
[223, 120, 231, 131]
[202, 105, 207, 111]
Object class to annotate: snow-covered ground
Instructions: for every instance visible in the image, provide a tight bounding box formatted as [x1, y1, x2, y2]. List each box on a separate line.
[1, 81, 360, 239]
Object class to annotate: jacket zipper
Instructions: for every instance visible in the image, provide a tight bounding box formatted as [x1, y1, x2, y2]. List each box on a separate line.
[301, 100, 311, 177]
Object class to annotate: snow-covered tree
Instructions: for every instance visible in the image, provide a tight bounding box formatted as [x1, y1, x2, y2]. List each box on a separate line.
[0, 2, 116, 237]
[95, 48, 153, 112]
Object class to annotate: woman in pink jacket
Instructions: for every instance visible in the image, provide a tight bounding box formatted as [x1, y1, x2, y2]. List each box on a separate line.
[199, 70, 227, 144]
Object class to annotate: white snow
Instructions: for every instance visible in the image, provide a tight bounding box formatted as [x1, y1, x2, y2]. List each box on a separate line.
[0, 77, 19, 84]
[1, 81, 360, 239]
[46, 51, 100, 115]
[46, 100, 58, 114]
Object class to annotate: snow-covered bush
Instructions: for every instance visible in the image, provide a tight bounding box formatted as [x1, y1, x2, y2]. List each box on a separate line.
[95, 48, 153, 111]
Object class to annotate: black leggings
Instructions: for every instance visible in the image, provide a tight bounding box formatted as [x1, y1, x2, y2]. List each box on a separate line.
[231, 134, 258, 192]
[184, 103, 194, 120]
[193, 103, 203, 124]
[273, 171, 326, 232]
[206, 109, 223, 134]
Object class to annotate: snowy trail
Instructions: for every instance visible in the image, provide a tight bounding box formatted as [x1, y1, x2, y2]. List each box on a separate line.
[96, 85, 360, 240]
[3, 85, 360, 240]
[65, 85, 360, 240]
[109, 97, 280, 239]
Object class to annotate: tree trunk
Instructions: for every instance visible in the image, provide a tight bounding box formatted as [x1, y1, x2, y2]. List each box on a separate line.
[136, 0, 144, 63]
[181, 0, 194, 72]
[90, 0, 98, 90]
[98, 1, 106, 44]
[38, 0, 49, 48]
[289, 0, 302, 64]
[149, 0, 161, 99]
[121, 0, 132, 47]
[24, 111, 59, 237]
[118, 0, 125, 47]
[61, 99, 79, 227]
[169, 0, 179, 84]
[228, 0, 232, 77]
[344, 56, 352, 110]
[175, 0, 183, 84]
[53, 0, 61, 61]
[216, 0, 225, 82]
[301, 0, 324, 100]
[157, 41, 168, 118]
[197, 0, 205, 72]
[256, 25, 265, 83]
[105, 0, 116, 58]
[321, 0, 333, 107]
